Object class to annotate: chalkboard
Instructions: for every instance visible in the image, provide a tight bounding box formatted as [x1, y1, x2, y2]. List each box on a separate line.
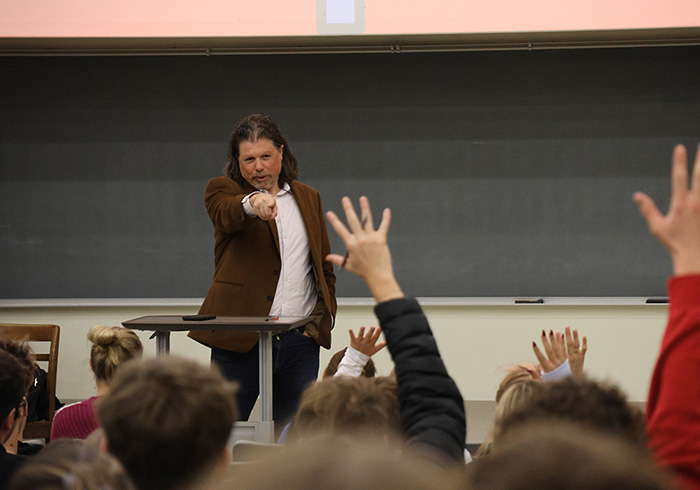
[1, 46, 699, 299]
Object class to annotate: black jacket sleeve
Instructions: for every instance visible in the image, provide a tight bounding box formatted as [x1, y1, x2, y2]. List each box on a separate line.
[374, 297, 466, 463]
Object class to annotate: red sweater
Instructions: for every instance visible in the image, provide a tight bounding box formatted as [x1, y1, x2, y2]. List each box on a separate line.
[50, 396, 100, 441]
[647, 275, 700, 490]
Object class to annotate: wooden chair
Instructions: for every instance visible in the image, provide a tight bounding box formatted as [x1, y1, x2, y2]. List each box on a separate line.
[0, 323, 60, 442]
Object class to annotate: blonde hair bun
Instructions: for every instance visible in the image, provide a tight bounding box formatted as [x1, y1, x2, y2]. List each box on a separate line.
[88, 326, 143, 383]
[87, 325, 120, 346]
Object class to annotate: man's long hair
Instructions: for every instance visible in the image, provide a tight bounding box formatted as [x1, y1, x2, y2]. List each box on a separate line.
[224, 114, 299, 187]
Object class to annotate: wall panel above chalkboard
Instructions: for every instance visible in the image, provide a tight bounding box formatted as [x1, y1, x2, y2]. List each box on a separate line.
[1, 46, 698, 299]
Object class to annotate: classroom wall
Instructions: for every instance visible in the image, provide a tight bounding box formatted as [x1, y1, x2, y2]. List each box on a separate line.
[0, 300, 668, 442]
[1, 45, 684, 444]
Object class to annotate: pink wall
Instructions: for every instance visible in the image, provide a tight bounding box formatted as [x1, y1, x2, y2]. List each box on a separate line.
[1, 0, 698, 38]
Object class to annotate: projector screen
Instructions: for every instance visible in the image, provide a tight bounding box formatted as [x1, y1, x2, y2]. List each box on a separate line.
[2, 0, 700, 38]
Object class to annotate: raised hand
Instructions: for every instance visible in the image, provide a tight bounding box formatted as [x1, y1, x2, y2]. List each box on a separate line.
[250, 193, 278, 220]
[326, 196, 403, 303]
[349, 326, 387, 357]
[634, 144, 700, 275]
[532, 329, 566, 373]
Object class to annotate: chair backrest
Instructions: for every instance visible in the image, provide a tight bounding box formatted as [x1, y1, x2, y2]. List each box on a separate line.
[0, 323, 60, 442]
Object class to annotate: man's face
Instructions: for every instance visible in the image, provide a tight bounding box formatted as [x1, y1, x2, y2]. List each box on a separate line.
[238, 138, 283, 196]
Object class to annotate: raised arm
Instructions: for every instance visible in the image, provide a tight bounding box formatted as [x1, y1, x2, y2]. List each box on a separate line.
[203, 177, 258, 234]
[635, 143, 700, 489]
[326, 196, 466, 463]
[334, 327, 386, 378]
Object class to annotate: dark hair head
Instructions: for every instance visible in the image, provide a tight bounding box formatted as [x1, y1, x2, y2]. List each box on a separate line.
[224, 114, 298, 186]
[97, 356, 237, 490]
[9, 438, 135, 490]
[496, 376, 648, 451]
[0, 345, 34, 421]
[323, 348, 377, 378]
[0, 338, 36, 392]
[468, 420, 673, 490]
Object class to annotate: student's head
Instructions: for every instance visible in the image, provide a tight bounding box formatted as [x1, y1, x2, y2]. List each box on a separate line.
[475, 378, 542, 459]
[0, 348, 33, 441]
[495, 364, 542, 403]
[288, 375, 400, 442]
[0, 338, 36, 383]
[496, 376, 647, 452]
[233, 434, 465, 490]
[224, 114, 298, 187]
[467, 420, 673, 490]
[97, 356, 237, 490]
[87, 325, 143, 384]
[9, 438, 135, 490]
[322, 347, 377, 378]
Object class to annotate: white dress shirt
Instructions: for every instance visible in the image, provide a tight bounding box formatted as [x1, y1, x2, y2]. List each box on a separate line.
[243, 184, 317, 318]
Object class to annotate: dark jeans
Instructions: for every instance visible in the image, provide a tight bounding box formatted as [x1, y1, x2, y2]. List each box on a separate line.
[211, 327, 320, 428]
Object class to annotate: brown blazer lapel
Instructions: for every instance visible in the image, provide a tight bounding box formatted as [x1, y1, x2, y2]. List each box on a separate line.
[290, 183, 319, 254]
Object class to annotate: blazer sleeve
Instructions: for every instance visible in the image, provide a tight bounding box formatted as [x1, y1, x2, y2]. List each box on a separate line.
[204, 177, 259, 234]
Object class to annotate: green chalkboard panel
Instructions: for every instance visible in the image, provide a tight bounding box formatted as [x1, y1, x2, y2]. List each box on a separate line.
[1, 46, 698, 298]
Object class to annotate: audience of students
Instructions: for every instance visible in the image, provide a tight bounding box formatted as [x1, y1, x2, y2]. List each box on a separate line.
[51, 325, 143, 441]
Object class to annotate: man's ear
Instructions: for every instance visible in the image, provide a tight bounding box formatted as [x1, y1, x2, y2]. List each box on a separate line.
[99, 436, 110, 454]
[1, 411, 16, 443]
[220, 446, 232, 466]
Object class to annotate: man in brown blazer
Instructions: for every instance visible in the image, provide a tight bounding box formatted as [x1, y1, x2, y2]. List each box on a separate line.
[189, 114, 337, 427]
